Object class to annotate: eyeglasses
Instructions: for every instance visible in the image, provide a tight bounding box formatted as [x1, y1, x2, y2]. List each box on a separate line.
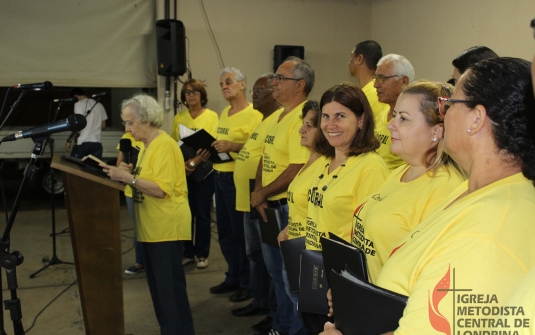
[184, 90, 200, 95]
[373, 75, 401, 84]
[272, 74, 302, 83]
[121, 119, 137, 127]
[437, 97, 477, 117]
[250, 88, 273, 95]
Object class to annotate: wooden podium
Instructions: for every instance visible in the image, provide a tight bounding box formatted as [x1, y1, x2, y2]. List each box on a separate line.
[51, 154, 126, 335]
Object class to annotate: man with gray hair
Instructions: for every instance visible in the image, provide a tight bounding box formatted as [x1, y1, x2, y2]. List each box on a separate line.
[210, 67, 263, 304]
[251, 57, 312, 335]
[372, 53, 415, 170]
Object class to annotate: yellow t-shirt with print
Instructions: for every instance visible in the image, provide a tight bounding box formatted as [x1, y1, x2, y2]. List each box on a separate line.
[351, 164, 464, 283]
[133, 132, 191, 242]
[362, 80, 389, 126]
[262, 102, 310, 201]
[376, 173, 535, 335]
[287, 158, 323, 239]
[506, 267, 535, 335]
[116, 132, 144, 198]
[234, 112, 278, 212]
[305, 153, 388, 250]
[362, 80, 404, 171]
[213, 104, 263, 172]
[170, 108, 219, 141]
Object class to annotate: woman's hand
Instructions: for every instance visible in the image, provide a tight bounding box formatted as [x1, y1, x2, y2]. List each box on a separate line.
[327, 288, 333, 317]
[319, 322, 342, 335]
[118, 162, 133, 173]
[278, 226, 289, 246]
[100, 163, 133, 184]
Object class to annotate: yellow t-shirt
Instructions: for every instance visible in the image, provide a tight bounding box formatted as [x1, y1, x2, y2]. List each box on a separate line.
[133, 132, 191, 242]
[170, 108, 219, 142]
[351, 164, 465, 283]
[262, 102, 310, 200]
[362, 80, 404, 171]
[213, 104, 263, 172]
[362, 80, 389, 126]
[376, 173, 535, 334]
[506, 267, 535, 335]
[234, 112, 278, 212]
[116, 132, 144, 198]
[287, 158, 323, 239]
[305, 153, 388, 250]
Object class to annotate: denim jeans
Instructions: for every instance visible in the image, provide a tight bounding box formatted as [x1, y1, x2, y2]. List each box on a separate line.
[72, 142, 103, 159]
[261, 203, 295, 333]
[214, 171, 249, 287]
[184, 173, 215, 259]
[126, 195, 143, 265]
[244, 211, 273, 309]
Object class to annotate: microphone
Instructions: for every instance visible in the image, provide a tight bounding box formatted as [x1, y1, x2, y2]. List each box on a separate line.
[1, 114, 87, 142]
[12, 81, 53, 90]
[91, 92, 107, 98]
[119, 139, 132, 164]
[53, 97, 79, 103]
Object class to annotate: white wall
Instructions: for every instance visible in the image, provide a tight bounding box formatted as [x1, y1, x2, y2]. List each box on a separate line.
[156, 0, 371, 132]
[371, 0, 535, 82]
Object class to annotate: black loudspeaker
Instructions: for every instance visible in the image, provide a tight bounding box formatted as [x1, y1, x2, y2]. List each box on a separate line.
[156, 19, 187, 76]
[274, 45, 305, 72]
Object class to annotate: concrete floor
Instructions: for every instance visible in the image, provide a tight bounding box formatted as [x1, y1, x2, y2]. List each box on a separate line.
[0, 191, 264, 335]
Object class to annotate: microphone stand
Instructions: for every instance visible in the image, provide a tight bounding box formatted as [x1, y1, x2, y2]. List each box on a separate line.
[0, 138, 48, 335]
[0, 91, 26, 132]
[29, 103, 74, 279]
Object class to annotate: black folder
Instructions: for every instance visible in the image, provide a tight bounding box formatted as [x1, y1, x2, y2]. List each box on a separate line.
[259, 208, 281, 247]
[179, 142, 214, 183]
[331, 267, 407, 335]
[321, 235, 369, 285]
[280, 237, 306, 293]
[297, 249, 329, 315]
[249, 179, 260, 220]
[181, 128, 233, 164]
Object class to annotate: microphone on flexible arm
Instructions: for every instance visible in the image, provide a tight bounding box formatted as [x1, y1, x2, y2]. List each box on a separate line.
[53, 97, 79, 103]
[12, 81, 53, 90]
[1, 114, 87, 142]
[119, 139, 132, 165]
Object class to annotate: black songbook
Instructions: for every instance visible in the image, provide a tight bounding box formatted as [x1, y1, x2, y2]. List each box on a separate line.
[180, 128, 233, 164]
[259, 208, 281, 247]
[280, 237, 306, 293]
[179, 142, 214, 183]
[61, 154, 106, 175]
[321, 234, 369, 286]
[297, 249, 329, 315]
[249, 179, 260, 220]
[331, 267, 407, 335]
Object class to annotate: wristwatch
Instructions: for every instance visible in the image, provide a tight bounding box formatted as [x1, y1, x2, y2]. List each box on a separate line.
[131, 177, 137, 188]
[189, 161, 196, 168]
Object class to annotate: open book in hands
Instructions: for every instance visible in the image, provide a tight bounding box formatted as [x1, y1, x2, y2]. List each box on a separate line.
[179, 124, 233, 164]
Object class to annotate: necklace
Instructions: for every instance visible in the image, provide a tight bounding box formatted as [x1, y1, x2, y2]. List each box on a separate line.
[145, 129, 160, 148]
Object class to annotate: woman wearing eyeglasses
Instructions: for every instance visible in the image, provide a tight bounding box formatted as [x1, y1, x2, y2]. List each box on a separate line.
[322, 58, 535, 335]
[170, 78, 218, 269]
[346, 80, 465, 285]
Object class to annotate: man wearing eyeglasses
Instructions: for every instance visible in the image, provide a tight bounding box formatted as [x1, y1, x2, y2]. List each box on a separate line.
[231, 74, 280, 331]
[251, 57, 313, 335]
[372, 54, 415, 170]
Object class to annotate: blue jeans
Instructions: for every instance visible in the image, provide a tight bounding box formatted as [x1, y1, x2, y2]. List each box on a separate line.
[184, 173, 215, 259]
[261, 204, 295, 333]
[142, 241, 194, 335]
[126, 195, 143, 266]
[214, 171, 249, 287]
[244, 212, 272, 309]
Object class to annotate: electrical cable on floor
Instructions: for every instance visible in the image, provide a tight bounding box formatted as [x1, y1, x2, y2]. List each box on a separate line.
[24, 279, 77, 333]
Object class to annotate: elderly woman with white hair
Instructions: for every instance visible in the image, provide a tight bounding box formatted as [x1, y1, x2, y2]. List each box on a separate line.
[209, 67, 263, 302]
[102, 94, 194, 335]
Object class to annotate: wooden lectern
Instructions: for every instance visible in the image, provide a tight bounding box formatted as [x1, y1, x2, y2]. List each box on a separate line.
[51, 154, 126, 335]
